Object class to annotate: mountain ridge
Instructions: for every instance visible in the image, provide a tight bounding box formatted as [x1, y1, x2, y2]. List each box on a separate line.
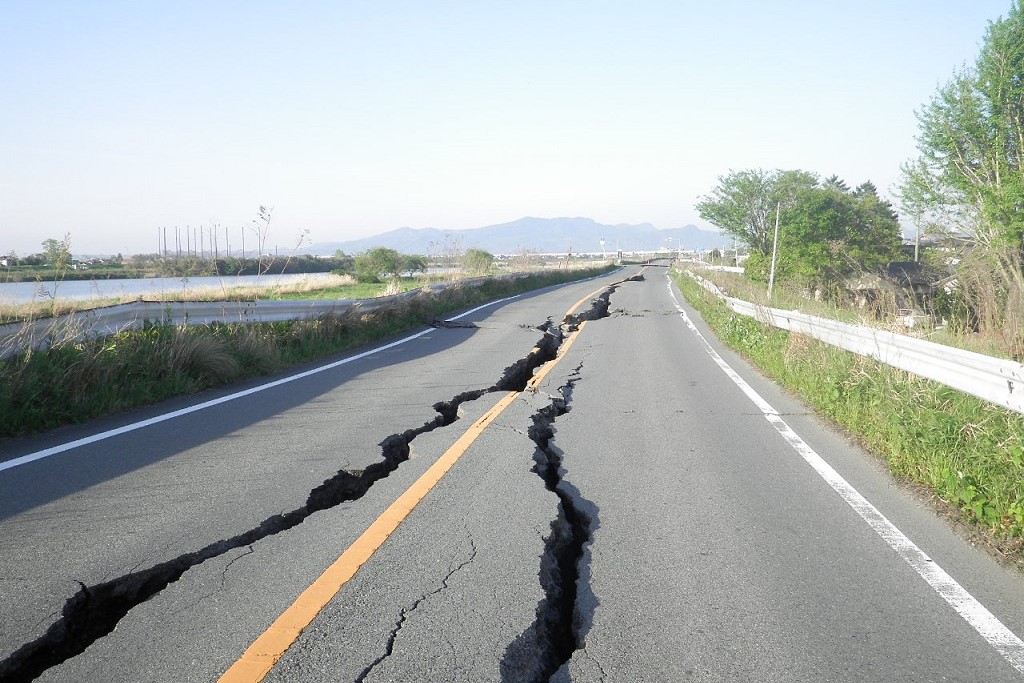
[310, 216, 728, 255]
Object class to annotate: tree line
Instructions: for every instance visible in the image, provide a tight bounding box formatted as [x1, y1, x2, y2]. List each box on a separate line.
[696, 170, 902, 297]
[697, 0, 1024, 342]
[897, 0, 1024, 339]
[347, 247, 495, 282]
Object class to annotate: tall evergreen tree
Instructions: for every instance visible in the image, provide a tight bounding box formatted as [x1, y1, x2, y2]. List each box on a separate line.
[824, 175, 850, 192]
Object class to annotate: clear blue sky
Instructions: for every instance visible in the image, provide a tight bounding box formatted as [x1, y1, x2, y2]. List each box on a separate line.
[0, 1, 1013, 256]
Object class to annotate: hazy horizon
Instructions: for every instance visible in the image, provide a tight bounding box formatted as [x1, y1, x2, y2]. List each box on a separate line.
[2, 1, 1011, 256]
[8, 216, 719, 258]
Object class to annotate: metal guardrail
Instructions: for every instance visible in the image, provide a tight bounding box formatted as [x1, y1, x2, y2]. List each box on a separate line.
[686, 270, 1024, 415]
[680, 261, 745, 274]
[0, 276, 500, 360]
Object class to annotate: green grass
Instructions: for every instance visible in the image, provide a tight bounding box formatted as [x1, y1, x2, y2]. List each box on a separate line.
[0, 274, 408, 324]
[687, 267, 874, 324]
[1, 267, 615, 439]
[674, 271, 1024, 546]
[275, 278, 422, 300]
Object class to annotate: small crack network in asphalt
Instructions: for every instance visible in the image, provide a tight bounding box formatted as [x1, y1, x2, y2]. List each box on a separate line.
[0, 274, 636, 683]
[355, 538, 478, 683]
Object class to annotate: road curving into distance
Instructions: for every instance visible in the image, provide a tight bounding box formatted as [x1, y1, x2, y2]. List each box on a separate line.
[1, 264, 1023, 682]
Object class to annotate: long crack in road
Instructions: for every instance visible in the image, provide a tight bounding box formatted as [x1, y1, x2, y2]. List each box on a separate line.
[0, 273, 642, 683]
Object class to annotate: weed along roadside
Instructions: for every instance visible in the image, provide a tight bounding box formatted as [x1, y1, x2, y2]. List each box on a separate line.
[0, 268, 615, 439]
[672, 271, 1024, 563]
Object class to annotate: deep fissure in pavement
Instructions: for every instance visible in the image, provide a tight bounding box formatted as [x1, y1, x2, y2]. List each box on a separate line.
[499, 279, 642, 682]
[0, 335, 559, 683]
[501, 367, 598, 683]
[499, 276, 646, 682]
[0, 278, 631, 683]
[0, 406, 460, 683]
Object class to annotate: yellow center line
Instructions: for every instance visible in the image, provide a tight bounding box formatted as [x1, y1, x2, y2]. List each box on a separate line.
[528, 321, 587, 391]
[218, 390, 519, 682]
[217, 280, 614, 683]
[565, 283, 609, 317]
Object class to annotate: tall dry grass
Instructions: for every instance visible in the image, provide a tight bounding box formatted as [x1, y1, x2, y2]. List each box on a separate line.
[947, 247, 1024, 359]
[688, 255, 1024, 361]
[154, 273, 360, 302]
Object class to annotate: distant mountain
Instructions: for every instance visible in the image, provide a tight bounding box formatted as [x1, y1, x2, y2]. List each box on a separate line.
[310, 217, 728, 255]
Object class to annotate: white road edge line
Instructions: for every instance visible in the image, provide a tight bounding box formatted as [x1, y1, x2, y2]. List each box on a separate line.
[0, 294, 522, 474]
[666, 276, 1024, 675]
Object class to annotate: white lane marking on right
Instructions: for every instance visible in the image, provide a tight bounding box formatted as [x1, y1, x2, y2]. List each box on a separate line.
[667, 276, 1024, 675]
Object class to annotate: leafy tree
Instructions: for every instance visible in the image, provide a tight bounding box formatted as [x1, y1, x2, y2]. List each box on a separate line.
[462, 248, 494, 275]
[37, 234, 73, 301]
[899, 2, 1024, 247]
[696, 168, 818, 256]
[403, 254, 428, 275]
[899, 3, 1024, 344]
[851, 181, 900, 223]
[354, 247, 404, 283]
[329, 251, 355, 275]
[41, 234, 72, 277]
[773, 184, 902, 290]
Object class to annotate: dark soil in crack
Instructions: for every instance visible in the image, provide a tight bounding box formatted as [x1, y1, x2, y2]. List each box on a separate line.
[0, 416, 443, 683]
[0, 274, 636, 683]
[501, 370, 599, 683]
[0, 331, 560, 683]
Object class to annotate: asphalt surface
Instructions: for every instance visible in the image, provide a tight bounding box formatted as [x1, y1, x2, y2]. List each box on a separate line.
[2, 265, 1024, 682]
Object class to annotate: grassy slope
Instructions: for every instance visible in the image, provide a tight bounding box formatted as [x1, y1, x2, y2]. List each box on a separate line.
[1, 268, 613, 438]
[674, 271, 1024, 555]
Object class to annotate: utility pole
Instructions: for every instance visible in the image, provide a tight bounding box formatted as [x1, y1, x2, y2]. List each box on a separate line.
[767, 202, 781, 301]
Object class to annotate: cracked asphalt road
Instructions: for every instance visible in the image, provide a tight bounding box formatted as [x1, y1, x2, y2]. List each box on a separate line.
[3, 265, 1024, 682]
